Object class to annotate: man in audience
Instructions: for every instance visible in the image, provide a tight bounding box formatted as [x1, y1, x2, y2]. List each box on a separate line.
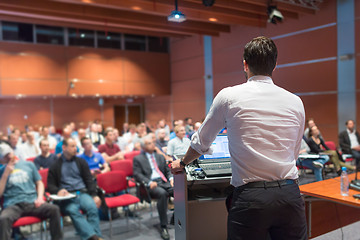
[38, 126, 57, 151]
[156, 129, 168, 154]
[34, 139, 57, 170]
[55, 126, 74, 155]
[0, 143, 62, 240]
[48, 138, 103, 240]
[133, 135, 173, 240]
[167, 125, 191, 157]
[88, 123, 104, 148]
[339, 120, 360, 167]
[123, 124, 138, 151]
[75, 128, 91, 154]
[297, 137, 329, 182]
[155, 119, 170, 141]
[78, 137, 110, 177]
[21, 131, 40, 160]
[49, 126, 61, 143]
[98, 128, 123, 163]
[184, 117, 193, 136]
[8, 133, 25, 161]
[189, 122, 202, 139]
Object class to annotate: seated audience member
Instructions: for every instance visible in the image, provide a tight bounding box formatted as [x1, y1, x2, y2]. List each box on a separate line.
[167, 125, 191, 157]
[339, 120, 360, 167]
[69, 122, 78, 138]
[19, 131, 28, 145]
[88, 123, 105, 148]
[184, 117, 194, 136]
[48, 138, 103, 240]
[155, 119, 170, 141]
[21, 131, 40, 160]
[0, 143, 62, 240]
[55, 126, 73, 155]
[38, 126, 57, 151]
[297, 138, 329, 182]
[8, 133, 25, 161]
[98, 128, 123, 163]
[75, 128, 91, 154]
[78, 137, 110, 177]
[112, 128, 124, 150]
[304, 118, 322, 139]
[122, 124, 138, 151]
[307, 125, 355, 174]
[34, 139, 57, 170]
[133, 135, 173, 240]
[156, 129, 168, 153]
[189, 122, 202, 139]
[145, 120, 155, 133]
[49, 126, 61, 143]
[169, 120, 181, 140]
[122, 122, 129, 135]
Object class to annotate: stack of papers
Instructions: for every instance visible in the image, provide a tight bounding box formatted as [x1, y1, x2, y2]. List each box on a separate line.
[49, 193, 76, 200]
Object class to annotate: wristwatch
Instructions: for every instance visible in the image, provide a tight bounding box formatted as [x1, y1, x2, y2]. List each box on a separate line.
[180, 159, 187, 168]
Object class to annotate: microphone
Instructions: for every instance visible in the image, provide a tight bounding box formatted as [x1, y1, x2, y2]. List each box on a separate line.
[350, 165, 360, 191]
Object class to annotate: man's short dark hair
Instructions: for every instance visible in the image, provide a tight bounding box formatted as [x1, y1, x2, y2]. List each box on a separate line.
[243, 36, 277, 76]
[80, 136, 90, 146]
[63, 137, 74, 146]
[39, 139, 48, 147]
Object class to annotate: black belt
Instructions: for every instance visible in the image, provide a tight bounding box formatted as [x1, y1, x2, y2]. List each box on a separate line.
[240, 179, 299, 189]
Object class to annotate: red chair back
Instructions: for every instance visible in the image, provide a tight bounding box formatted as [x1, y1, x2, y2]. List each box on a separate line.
[124, 150, 140, 162]
[97, 171, 127, 194]
[325, 141, 337, 151]
[38, 169, 49, 189]
[110, 160, 133, 176]
[26, 157, 36, 162]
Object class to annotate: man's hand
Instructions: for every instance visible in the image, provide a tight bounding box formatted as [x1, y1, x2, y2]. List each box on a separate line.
[149, 181, 158, 189]
[57, 189, 69, 196]
[3, 159, 15, 177]
[93, 196, 101, 208]
[171, 159, 184, 175]
[34, 197, 45, 208]
[170, 179, 174, 188]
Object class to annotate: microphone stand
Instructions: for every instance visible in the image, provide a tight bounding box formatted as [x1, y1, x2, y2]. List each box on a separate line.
[350, 164, 360, 191]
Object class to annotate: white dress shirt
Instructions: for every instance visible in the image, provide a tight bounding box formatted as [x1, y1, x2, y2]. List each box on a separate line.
[347, 129, 360, 148]
[191, 76, 305, 187]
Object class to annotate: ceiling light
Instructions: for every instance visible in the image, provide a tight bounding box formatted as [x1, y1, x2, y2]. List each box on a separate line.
[80, 33, 85, 38]
[99, 79, 103, 83]
[132, 6, 142, 11]
[209, 18, 218, 22]
[268, 6, 283, 24]
[168, 0, 186, 23]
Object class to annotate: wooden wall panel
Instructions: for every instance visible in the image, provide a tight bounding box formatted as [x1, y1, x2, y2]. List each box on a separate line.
[171, 78, 204, 102]
[170, 37, 203, 62]
[0, 42, 170, 96]
[300, 94, 338, 143]
[274, 26, 337, 64]
[172, 101, 205, 123]
[273, 60, 337, 93]
[145, 95, 171, 126]
[171, 56, 204, 82]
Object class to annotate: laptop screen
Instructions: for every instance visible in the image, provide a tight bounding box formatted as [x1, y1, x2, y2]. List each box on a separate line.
[199, 135, 230, 162]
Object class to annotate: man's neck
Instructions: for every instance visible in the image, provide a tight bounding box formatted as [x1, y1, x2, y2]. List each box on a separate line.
[84, 150, 93, 157]
[106, 141, 113, 146]
[41, 152, 50, 158]
[348, 128, 354, 133]
[63, 153, 73, 160]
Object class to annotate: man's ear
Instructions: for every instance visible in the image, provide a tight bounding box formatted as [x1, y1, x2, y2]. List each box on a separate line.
[243, 60, 249, 72]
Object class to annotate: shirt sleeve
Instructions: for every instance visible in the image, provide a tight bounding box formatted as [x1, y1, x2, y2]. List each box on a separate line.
[30, 162, 41, 182]
[191, 89, 228, 155]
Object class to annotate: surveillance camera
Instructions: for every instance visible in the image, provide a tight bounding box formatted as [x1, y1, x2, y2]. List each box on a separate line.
[268, 7, 283, 24]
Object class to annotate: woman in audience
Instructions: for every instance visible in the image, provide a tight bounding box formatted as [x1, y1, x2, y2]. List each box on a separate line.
[307, 125, 355, 174]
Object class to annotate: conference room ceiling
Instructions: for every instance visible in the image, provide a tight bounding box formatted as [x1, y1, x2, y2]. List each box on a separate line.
[0, 0, 320, 38]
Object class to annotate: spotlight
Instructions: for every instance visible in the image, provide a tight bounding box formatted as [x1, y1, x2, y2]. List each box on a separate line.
[202, 0, 215, 7]
[267, 6, 283, 24]
[168, 0, 186, 23]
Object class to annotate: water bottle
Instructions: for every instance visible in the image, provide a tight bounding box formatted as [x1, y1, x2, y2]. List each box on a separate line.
[340, 167, 349, 196]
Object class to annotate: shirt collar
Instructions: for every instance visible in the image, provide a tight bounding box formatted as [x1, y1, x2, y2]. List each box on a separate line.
[61, 154, 75, 162]
[247, 75, 273, 84]
[347, 128, 354, 134]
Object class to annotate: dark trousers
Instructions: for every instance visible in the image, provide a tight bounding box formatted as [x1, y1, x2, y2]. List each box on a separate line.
[228, 183, 307, 240]
[0, 202, 62, 240]
[149, 179, 173, 227]
[351, 150, 360, 167]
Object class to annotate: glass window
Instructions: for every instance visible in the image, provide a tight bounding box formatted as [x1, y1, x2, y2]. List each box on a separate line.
[36, 25, 64, 45]
[97, 31, 121, 49]
[124, 34, 146, 51]
[2, 21, 33, 42]
[148, 37, 168, 53]
[68, 28, 94, 47]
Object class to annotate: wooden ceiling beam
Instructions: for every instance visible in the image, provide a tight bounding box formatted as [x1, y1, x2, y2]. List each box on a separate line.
[0, 0, 229, 35]
[0, 14, 191, 38]
[52, 0, 267, 27]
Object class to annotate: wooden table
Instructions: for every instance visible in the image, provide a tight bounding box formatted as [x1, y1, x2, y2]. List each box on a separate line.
[300, 173, 360, 238]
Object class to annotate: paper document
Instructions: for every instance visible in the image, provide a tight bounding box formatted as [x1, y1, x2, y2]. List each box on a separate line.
[49, 193, 76, 200]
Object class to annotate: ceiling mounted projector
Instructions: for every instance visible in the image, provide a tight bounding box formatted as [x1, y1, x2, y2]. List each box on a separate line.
[168, 10, 186, 23]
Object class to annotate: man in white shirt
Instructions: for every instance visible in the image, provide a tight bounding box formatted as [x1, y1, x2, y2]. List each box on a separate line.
[172, 36, 307, 240]
[166, 126, 191, 157]
[339, 120, 360, 167]
[37, 126, 57, 151]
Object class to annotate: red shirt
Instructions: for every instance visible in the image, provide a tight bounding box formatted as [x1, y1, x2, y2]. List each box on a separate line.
[98, 143, 120, 156]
